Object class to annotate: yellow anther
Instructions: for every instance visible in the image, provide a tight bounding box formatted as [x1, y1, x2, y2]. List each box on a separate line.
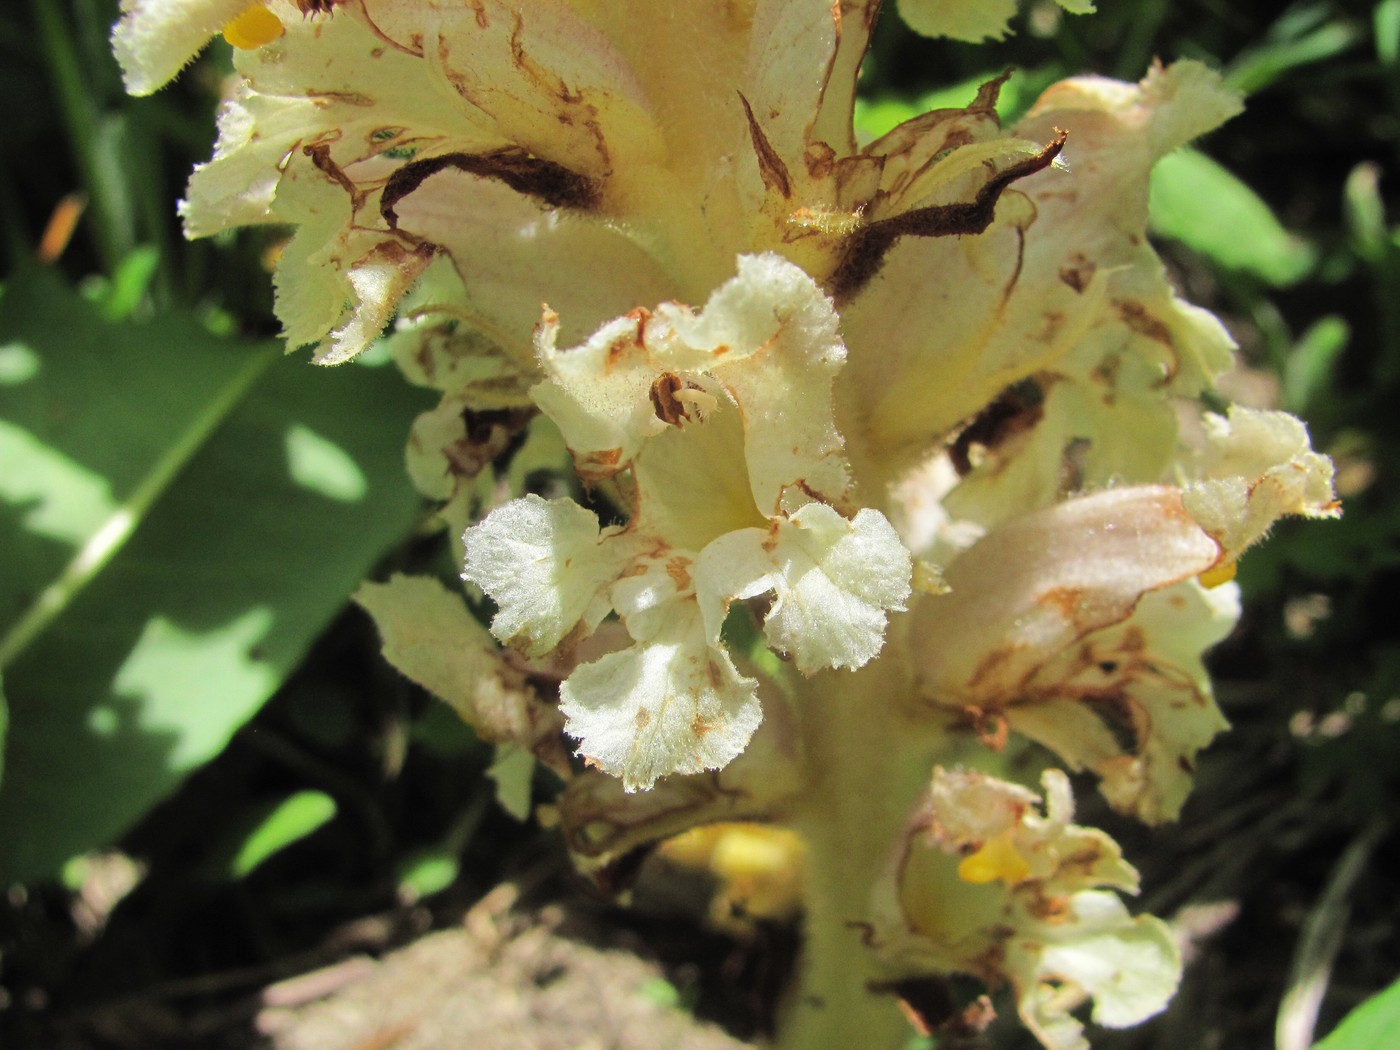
[223, 5, 285, 50]
[1198, 560, 1238, 588]
[957, 832, 1031, 885]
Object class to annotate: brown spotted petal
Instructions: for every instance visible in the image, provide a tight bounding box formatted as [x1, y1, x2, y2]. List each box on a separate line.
[559, 685, 804, 871]
[1007, 579, 1237, 823]
[932, 63, 1253, 532]
[913, 486, 1230, 821]
[361, 0, 661, 180]
[837, 62, 1241, 485]
[914, 486, 1219, 699]
[175, 7, 508, 362]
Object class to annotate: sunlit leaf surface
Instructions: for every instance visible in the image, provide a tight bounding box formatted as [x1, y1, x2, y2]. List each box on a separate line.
[0, 267, 428, 882]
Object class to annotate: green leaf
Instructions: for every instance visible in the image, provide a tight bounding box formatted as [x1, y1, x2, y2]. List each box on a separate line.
[230, 790, 338, 878]
[1149, 149, 1316, 286]
[99, 245, 162, 322]
[638, 977, 682, 1009]
[1310, 972, 1400, 1047]
[1377, 0, 1400, 67]
[1344, 162, 1388, 263]
[0, 266, 429, 882]
[397, 849, 460, 898]
[0, 675, 7, 790]
[486, 742, 536, 821]
[1284, 315, 1349, 414]
[1226, 11, 1362, 96]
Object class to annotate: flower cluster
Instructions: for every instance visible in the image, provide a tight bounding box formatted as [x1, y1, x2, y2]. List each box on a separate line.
[114, 1, 1340, 1046]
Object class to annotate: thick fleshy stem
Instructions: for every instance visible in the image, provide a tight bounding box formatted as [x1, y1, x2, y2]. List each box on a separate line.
[775, 633, 960, 1050]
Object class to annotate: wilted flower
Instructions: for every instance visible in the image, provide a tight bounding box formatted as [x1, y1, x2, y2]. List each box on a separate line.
[114, 1, 1340, 1047]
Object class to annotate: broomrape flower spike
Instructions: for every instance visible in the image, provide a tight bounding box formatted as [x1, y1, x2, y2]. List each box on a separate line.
[116, 1, 1340, 1048]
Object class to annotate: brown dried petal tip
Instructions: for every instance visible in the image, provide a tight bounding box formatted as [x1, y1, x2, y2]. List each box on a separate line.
[828, 129, 1068, 305]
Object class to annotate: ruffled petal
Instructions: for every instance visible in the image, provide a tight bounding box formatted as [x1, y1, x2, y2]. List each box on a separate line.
[462, 494, 619, 656]
[112, 0, 252, 95]
[1184, 406, 1341, 561]
[697, 504, 911, 673]
[559, 602, 762, 791]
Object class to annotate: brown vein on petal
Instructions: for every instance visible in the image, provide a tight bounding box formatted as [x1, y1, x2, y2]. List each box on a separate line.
[827, 128, 1068, 305]
[380, 148, 600, 228]
[739, 92, 793, 200]
[303, 142, 366, 211]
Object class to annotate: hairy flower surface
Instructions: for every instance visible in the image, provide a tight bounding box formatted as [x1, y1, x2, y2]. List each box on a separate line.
[114, 2, 1342, 1047]
[463, 255, 912, 790]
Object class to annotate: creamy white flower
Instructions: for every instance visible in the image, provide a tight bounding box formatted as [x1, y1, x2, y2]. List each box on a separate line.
[464, 256, 911, 789]
[876, 768, 1179, 1050]
[115, 3, 1342, 1043]
[1185, 405, 1340, 560]
[912, 486, 1227, 822]
[697, 505, 911, 674]
[462, 494, 621, 658]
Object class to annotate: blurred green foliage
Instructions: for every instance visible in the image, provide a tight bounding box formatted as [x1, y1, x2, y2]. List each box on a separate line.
[1313, 974, 1400, 1049]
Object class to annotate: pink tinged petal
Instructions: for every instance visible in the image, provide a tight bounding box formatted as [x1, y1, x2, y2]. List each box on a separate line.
[559, 605, 762, 793]
[915, 486, 1220, 705]
[390, 170, 676, 354]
